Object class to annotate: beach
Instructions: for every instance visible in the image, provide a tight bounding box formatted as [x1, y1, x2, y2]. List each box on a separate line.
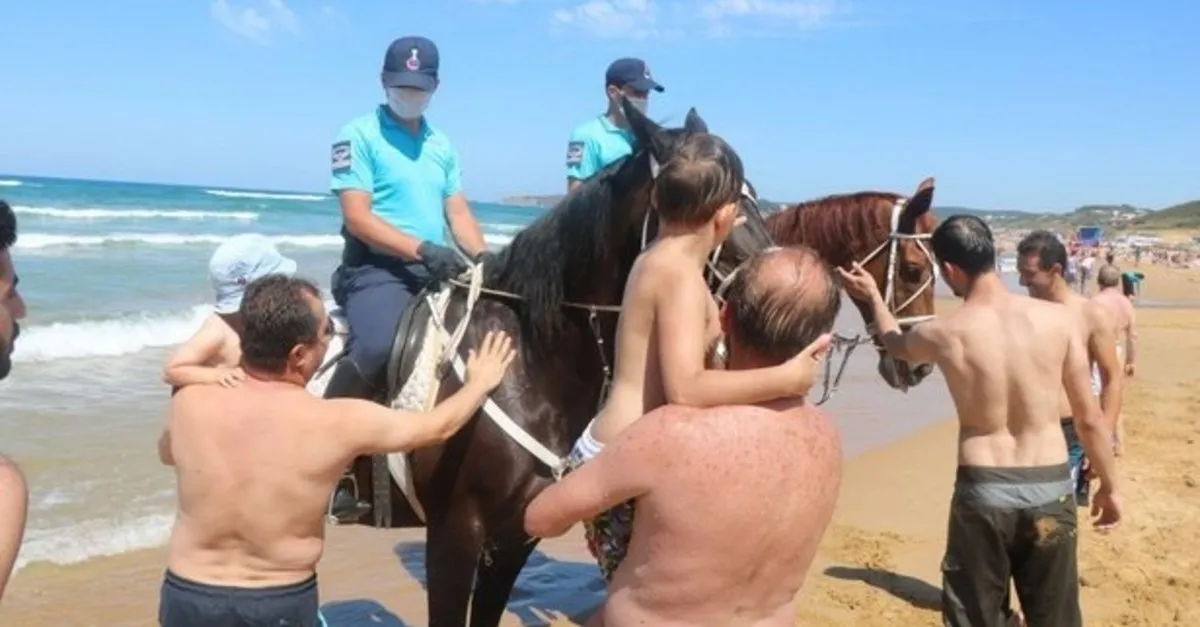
[1, 174, 1198, 625]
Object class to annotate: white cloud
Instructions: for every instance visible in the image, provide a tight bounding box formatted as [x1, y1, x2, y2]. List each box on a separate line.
[550, 0, 838, 39]
[210, 0, 301, 45]
[552, 0, 660, 40]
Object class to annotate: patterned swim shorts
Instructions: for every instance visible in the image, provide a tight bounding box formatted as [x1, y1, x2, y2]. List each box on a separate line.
[566, 426, 636, 581]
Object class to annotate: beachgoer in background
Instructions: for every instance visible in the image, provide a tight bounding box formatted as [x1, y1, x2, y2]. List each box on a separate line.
[0, 200, 28, 600]
[162, 234, 296, 390]
[1093, 264, 1137, 455]
[1121, 269, 1144, 301]
[556, 134, 830, 581]
[1079, 251, 1095, 294]
[1018, 231, 1123, 503]
[839, 215, 1121, 627]
[157, 274, 514, 627]
[565, 57, 665, 191]
[323, 35, 488, 520]
[526, 247, 843, 626]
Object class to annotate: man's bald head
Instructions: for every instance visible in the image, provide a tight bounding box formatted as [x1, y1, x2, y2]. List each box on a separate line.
[723, 246, 841, 364]
[1097, 264, 1121, 288]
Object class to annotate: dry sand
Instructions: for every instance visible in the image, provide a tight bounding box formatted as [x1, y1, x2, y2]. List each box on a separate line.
[2, 271, 1198, 626]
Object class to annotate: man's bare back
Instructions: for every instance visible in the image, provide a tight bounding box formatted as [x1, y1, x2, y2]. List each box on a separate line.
[601, 403, 842, 627]
[1091, 286, 1134, 371]
[922, 293, 1078, 467]
[591, 243, 719, 442]
[164, 382, 356, 586]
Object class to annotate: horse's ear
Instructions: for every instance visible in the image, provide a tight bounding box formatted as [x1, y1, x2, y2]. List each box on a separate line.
[683, 108, 708, 133]
[899, 177, 935, 233]
[622, 97, 661, 149]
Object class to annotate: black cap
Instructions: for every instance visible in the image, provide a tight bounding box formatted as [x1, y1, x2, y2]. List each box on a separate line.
[382, 36, 439, 91]
[605, 58, 664, 93]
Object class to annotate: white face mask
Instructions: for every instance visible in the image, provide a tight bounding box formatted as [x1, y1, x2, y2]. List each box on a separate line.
[627, 97, 648, 116]
[386, 87, 431, 120]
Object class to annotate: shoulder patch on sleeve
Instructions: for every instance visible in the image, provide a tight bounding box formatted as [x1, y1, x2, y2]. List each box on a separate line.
[566, 141, 585, 167]
[331, 140, 352, 174]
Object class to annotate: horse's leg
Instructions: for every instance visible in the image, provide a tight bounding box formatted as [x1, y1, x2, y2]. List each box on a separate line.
[426, 506, 484, 627]
[468, 536, 539, 627]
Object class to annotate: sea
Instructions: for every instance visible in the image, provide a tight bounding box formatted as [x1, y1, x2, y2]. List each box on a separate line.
[0, 173, 1004, 576]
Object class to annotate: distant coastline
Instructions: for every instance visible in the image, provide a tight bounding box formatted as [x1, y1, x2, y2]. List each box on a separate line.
[501, 194, 563, 209]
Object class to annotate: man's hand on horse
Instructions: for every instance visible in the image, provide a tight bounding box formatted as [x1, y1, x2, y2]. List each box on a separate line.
[835, 262, 881, 302]
[473, 250, 496, 266]
[418, 241, 470, 282]
[781, 332, 835, 397]
[465, 331, 517, 392]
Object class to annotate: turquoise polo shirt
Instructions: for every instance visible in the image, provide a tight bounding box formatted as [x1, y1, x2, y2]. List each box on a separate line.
[566, 115, 635, 183]
[330, 106, 461, 247]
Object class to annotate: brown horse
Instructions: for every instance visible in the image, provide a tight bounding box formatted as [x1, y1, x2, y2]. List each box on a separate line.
[765, 178, 939, 392]
[311, 99, 776, 626]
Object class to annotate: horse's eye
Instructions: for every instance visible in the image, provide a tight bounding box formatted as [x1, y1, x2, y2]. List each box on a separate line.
[900, 264, 924, 283]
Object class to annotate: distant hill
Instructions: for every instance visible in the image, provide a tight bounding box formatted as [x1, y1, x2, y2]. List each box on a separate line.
[501, 193, 1199, 233]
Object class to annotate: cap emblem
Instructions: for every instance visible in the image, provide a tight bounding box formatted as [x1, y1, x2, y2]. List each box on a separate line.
[406, 48, 420, 71]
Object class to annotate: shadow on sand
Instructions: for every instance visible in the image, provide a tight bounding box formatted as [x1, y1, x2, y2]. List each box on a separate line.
[394, 541, 606, 626]
[320, 598, 410, 626]
[824, 565, 943, 612]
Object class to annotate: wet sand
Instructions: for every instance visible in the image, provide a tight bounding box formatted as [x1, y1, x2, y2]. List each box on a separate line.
[3, 269, 1198, 625]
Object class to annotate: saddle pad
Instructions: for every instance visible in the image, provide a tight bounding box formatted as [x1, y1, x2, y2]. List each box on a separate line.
[386, 286, 455, 522]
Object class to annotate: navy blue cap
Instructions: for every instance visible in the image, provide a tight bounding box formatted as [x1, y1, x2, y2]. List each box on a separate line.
[382, 36, 439, 91]
[605, 58, 664, 93]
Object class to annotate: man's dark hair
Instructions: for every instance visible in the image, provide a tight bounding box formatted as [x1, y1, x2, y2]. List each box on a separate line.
[929, 214, 995, 277]
[0, 200, 16, 252]
[239, 274, 323, 373]
[1016, 230, 1069, 273]
[653, 133, 745, 227]
[724, 246, 841, 363]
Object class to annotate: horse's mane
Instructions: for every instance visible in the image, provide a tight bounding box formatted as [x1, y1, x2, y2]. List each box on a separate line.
[767, 191, 904, 266]
[484, 152, 645, 354]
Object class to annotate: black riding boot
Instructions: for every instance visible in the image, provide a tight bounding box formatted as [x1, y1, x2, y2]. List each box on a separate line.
[323, 361, 376, 523]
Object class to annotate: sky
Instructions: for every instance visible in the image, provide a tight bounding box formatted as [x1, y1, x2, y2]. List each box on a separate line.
[0, 0, 1196, 212]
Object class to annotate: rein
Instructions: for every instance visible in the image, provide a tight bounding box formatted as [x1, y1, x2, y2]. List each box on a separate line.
[812, 197, 937, 404]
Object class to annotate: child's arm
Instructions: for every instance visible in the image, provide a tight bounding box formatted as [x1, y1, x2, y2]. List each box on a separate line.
[162, 317, 239, 387]
[658, 273, 825, 407]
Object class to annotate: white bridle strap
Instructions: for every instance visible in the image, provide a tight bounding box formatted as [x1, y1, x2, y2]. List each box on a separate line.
[856, 198, 936, 331]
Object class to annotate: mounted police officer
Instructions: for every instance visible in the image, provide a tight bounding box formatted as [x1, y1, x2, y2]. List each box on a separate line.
[565, 58, 665, 192]
[324, 35, 488, 520]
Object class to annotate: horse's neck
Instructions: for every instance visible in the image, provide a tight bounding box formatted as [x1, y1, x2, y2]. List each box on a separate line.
[774, 204, 857, 266]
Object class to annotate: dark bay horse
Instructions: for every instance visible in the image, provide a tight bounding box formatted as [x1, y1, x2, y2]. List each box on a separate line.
[765, 178, 939, 391]
[316, 100, 775, 626]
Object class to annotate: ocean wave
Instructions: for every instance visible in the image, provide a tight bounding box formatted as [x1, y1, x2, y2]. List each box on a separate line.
[14, 511, 175, 572]
[15, 232, 342, 251]
[0, 179, 21, 187]
[12, 306, 211, 362]
[13, 205, 258, 221]
[205, 189, 327, 202]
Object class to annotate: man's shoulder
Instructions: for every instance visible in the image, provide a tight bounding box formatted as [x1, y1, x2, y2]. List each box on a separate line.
[569, 116, 604, 141]
[337, 110, 383, 140]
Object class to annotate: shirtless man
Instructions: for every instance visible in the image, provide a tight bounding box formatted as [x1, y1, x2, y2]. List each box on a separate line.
[0, 200, 29, 600]
[1092, 264, 1136, 454]
[157, 274, 515, 626]
[839, 215, 1121, 627]
[1017, 231, 1124, 493]
[526, 247, 844, 627]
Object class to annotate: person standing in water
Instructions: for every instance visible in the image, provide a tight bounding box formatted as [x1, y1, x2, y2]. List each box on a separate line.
[839, 215, 1121, 627]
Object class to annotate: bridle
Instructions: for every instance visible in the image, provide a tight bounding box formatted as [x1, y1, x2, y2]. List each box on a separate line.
[813, 197, 937, 404]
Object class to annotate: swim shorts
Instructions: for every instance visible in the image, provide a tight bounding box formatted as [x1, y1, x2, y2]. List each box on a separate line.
[566, 422, 635, 581]
[159, 570, 324, 627]
[1060, 418, 1091, 506]
[941, 464, 1082, 627]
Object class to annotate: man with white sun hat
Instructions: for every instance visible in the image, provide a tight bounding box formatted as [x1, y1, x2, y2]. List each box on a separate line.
[162, 234, 297, 390]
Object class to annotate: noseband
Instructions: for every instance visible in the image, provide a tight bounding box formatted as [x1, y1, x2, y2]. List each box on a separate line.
[815, 197, 937, 404]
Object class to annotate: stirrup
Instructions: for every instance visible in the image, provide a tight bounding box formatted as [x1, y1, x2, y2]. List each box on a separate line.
[325, 474, 371, 525]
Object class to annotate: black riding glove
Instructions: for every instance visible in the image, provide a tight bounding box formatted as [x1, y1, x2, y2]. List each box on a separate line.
[417, 241, 469, 282]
